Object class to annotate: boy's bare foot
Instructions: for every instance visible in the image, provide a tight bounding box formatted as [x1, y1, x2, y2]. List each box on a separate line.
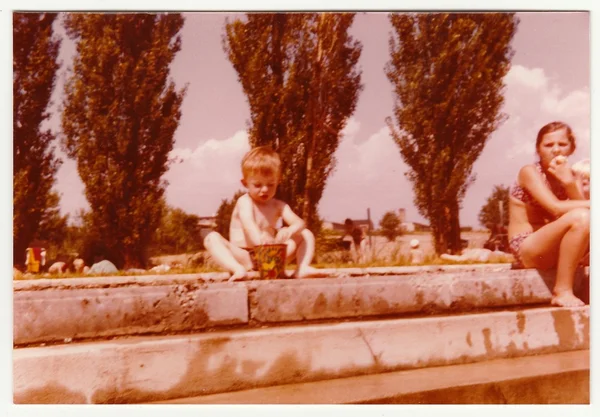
[228, 267, 248, 282]
[551, 291, 585, 307]
[293, 266, 325, 279]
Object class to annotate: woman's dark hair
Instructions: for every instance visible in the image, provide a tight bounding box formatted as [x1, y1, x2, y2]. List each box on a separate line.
[536, 121, 576, 153]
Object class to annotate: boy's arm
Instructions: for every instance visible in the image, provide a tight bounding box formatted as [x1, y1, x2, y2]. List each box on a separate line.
[280, 203, 306, 236]
[237, 197, 265, 246]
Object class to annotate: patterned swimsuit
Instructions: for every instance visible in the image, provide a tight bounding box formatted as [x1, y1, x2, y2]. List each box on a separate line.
[509, 162, 568, 267]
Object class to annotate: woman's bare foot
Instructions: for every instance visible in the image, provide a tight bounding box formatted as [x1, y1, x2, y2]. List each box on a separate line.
[551, 291, 585, 307]
[228, 267, 248, 282]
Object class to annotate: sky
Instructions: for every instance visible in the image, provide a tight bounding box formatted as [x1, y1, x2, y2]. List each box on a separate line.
[46, 11, 591, 228]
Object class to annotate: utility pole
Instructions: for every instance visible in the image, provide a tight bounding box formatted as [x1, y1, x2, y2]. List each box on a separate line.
[367, 208, 372, 247]
[499, 200, 503, 227]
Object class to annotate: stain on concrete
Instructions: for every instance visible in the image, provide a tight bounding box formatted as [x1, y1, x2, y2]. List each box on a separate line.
[466, 332, 473, 347]
[578, 311, 590, 347]
[551, 310, 578, 350]
[511, 281, 525, 300]
[86, 336, 367, 404]
[482, 328, 493, 355]
[372, 297, 390, 314]
[312, 293, 328, 315]
[415, 291, 425, 306]
[516, 312, 526, 334]
[14, 382, 88, 404]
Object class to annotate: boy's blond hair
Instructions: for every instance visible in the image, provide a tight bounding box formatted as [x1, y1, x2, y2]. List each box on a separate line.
[572, 158, 590, 179]
[241, 146, 281, 179]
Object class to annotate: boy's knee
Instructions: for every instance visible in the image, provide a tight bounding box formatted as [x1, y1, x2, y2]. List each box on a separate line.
[301, 228, 315, 242]
[203, 231, 220, 247]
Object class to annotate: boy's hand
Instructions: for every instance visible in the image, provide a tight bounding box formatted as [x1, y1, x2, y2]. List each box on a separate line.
[275, 227, 293, 243]
[260, 231, 276, 245]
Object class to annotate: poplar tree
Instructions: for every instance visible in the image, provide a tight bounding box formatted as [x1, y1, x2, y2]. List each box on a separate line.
[385, 13, 518, 254]
[224, 13, 362, 230]
[61, 13, 186, 268]
[13, 12, 62, 266]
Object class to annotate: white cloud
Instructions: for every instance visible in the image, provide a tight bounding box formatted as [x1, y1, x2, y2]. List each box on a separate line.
[319, 119, 426, 226]
[502, 65, 590, 160]
[164, 130, 251, 215]
[504, 65, 548, 90]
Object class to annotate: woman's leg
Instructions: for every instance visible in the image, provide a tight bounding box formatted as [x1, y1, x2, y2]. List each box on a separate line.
[519, 208, 590, 306]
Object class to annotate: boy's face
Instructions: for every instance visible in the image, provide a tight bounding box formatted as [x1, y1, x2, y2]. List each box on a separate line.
[242, 173, 279, 203]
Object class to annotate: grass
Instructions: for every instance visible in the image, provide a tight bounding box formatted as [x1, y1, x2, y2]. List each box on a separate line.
[15, 251, 514, 281]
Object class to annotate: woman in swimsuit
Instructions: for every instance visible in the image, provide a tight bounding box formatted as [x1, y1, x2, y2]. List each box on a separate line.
[508, 121, 590, 307]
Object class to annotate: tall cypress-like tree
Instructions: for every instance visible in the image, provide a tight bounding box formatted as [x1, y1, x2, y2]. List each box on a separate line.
[224, 13, 362, 231]
[478, 185, 509, 229]
[385, 13, 518, 254]
[13, 12, 62, 266]
[61, 13, 186, 268]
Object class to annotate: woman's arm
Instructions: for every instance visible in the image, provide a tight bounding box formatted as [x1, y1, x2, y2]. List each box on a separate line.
[548, 157, 585, 200]
[519, 165, 590, 217]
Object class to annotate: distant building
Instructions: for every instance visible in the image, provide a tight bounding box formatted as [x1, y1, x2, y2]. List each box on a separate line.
[400, 222, 430, 233]
[400, 222, 415, 233]
[397, 208, 430, 232]
[198, 216, 217, 240]
[398, 208, 406, 223]
[322, 219, 373, 233]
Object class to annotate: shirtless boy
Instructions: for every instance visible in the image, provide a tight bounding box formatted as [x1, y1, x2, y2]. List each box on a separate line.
[203, 146, 318, 281]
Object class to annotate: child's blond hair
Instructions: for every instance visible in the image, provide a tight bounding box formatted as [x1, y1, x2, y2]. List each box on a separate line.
[572, 158, 590, 179]
[241, 146, 281, 179]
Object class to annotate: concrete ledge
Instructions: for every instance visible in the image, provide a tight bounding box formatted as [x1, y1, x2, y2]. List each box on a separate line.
[248, 269, 555, 323]
[14, 283, 248, 345]
[13, 263, 513, 290]
[13, 306, 589, 404]
[15, 267, 588, 345]
[152, 350, 589, 404]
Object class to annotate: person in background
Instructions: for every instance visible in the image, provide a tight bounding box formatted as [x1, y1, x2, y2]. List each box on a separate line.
[409, 239, 424, 264]
[342, 218, 368, 263]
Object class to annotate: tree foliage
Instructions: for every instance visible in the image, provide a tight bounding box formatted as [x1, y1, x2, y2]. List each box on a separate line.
[214, 190, 245, 241]
[152, 206, 203, 256]
[223, 13, 363, 231]
[379, 211, 401, 242]
[13, 12, 62, 266]
[61, 13, 186, 268]
[385, 13, 518, 254]
[32, 191, 69, 261]
[478, 184, 509, 230]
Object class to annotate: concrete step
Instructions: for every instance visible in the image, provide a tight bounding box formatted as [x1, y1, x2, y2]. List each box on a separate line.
[152, 350, 589, 404]
[14, 263, 516, 289]
[14, 266, 588, 345]
[13, 305, 589, 404]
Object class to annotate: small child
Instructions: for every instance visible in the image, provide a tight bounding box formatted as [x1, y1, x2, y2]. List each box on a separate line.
[571, 158, 590, 200]
[409, 239, 424, 264]
[204, 146, 318, 281]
